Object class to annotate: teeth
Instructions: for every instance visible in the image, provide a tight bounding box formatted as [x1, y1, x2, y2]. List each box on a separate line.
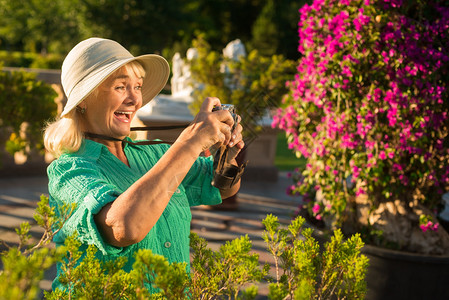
[116, 111, 132, 115]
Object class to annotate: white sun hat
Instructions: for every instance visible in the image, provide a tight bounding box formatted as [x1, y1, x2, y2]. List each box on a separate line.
[60, 37, 170, 117]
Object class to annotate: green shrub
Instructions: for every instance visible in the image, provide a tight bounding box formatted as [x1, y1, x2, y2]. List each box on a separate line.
[0, 195, 74, 300]
[262, 214, 368, 299]
[0, 196, 369, 299]
[0, 68, 58, 158]
[190, 233, 269, 299]
[0, 51, 63, 69]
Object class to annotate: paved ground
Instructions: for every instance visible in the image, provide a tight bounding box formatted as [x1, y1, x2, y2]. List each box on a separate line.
[0, 172, 302, 298]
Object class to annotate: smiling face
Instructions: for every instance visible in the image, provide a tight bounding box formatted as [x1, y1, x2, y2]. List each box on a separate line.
[79, 62, 146, 139]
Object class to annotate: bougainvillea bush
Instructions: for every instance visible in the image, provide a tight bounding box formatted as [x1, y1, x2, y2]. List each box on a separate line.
[273, 0, 449, 254]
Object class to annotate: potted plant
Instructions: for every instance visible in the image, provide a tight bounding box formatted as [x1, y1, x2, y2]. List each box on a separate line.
[0, 67, 58, 173]
[273, 0, 449, 299]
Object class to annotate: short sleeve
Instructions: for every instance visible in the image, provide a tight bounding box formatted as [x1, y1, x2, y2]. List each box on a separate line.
[47, 157, 124, 255]
[182, 155, 222, 207]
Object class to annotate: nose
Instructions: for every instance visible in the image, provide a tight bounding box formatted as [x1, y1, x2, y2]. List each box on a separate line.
[125, 86, 141, 105]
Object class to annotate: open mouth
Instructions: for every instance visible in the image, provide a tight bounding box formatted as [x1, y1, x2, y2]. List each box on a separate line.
[114, 111, 132, 122]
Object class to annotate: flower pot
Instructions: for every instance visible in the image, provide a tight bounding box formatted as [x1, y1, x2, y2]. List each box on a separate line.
[362, 244, 449, 300]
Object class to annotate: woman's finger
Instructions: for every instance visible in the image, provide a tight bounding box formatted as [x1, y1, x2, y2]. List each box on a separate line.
[213, 109, 235, 128]
[219, 122, 233, 145]
[200, 97, 221, 112]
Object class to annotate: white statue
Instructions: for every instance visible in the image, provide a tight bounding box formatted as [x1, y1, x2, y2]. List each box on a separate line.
[186, 47, 198, 61]
[223, 39, 246, 61]
[221, 39, 247, 90]
[170, 41, 247, 96]
[170, 48, 199, 98]
[171, 52, 184, 96]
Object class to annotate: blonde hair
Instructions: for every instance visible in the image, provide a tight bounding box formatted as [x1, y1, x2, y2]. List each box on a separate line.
[44, 61, 146, 158]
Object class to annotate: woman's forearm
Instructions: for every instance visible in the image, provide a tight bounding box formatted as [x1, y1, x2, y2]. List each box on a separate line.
[95, 140, 202, 247]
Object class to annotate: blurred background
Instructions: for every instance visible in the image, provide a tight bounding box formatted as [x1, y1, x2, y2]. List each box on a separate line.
[0, 0, 309, 68]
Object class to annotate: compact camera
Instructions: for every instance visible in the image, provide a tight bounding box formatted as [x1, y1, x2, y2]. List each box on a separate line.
[212, 104, 235, 114]
[210, 104, 246, 189]
[212, 104, 238, 131]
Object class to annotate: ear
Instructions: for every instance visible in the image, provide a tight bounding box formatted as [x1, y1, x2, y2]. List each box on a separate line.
[78, 100, 87, 110]
[76, 102, 87, 114]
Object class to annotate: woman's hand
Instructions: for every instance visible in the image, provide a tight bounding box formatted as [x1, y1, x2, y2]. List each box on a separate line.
[177, 97, 237, 153]
[226, 114, 244, 162]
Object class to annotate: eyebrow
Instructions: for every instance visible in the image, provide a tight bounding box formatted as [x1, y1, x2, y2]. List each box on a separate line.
[113, 75, 144, 80]
[113, 75, 129, 80]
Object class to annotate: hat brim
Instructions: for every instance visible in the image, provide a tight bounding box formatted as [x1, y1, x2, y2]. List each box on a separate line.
[61, 54, 169, 117]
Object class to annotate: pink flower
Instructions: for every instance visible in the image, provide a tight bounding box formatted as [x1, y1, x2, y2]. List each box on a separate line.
[432, 223, 440, 231]
[356, 188, 366, 196]
[353, 166, 360, 179]
[420, 224, 428, 232]
[420, 220, 440, 232]
[379, 151, 387, 160]
[341, 65, 353, 77]
[433, 223, 439, 231]
[312, 204, 321, 214]
[286, 185, 296, 196]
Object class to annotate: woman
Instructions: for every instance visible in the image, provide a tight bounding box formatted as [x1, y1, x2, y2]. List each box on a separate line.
[44, 37, 244, 293]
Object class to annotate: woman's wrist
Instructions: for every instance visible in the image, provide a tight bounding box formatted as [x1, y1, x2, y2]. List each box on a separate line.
[172, 138, 203, 161]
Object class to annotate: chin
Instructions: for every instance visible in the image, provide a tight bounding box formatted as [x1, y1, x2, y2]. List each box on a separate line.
[113, 129, 131, 139]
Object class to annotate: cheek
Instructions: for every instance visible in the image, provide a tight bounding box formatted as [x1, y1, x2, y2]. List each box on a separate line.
[137, 93, 143, 106]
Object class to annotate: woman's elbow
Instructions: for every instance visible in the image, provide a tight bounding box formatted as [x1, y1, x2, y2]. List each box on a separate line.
[103, 222, 145, 247]
[94, 213, 144, 247]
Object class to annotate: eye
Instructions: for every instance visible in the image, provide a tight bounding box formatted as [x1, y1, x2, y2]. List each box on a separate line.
[115, 85, 126, 91]
[135, 85, 142, 91]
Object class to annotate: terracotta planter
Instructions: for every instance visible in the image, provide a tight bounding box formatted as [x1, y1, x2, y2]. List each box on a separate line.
[362, 244, 449, 300]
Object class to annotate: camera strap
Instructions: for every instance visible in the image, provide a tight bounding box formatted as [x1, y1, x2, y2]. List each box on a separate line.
[211, 145, 247, 190]
[84, 124, 189, 146]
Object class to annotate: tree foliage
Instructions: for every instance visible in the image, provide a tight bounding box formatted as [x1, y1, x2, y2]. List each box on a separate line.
[0, 0, 82, 54]
[0, 0, 304, 61]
